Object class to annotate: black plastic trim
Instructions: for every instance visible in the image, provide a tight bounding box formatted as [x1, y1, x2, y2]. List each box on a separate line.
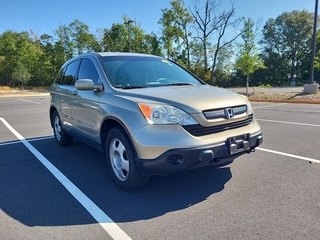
[182, 114, 253, 137]
[135, 130, 263, 176]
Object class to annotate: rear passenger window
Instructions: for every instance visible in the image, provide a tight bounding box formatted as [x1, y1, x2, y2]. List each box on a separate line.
[62, 60, 79, 85]
[78, 58, 100, 85]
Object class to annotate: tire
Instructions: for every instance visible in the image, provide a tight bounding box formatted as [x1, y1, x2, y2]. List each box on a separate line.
[52, 111, 74, 146]
[106, 126, 149, 190]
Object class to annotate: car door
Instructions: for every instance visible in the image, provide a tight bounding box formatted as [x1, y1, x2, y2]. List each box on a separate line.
[71, 58, 103, 143]
[55, 60, 80, 127]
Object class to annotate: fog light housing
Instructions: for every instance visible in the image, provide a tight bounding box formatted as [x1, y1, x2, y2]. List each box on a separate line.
[167, 154, 183, 166]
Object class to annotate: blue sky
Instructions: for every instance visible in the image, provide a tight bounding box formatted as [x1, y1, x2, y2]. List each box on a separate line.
[0, 0, 316, 37]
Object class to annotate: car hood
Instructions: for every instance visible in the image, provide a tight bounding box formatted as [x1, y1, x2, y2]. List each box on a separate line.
[116, 84, 248, 113]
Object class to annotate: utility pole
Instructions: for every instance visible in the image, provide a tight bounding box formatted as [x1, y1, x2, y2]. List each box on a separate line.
[124, 20, 134, 52]
[309, 0, 318, 83]
[304, 0, 319, 93]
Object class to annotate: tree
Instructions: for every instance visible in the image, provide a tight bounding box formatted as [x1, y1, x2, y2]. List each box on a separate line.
[54, 24, 74, 60]
[189, 0, 241, 81]
[101, 23, 129, 52]
[101, 17, 162, 55]
[159, 0, 193, 68]
[143, 33, 162, 56]
[0, 31, 38, 87]
[235, 18, 265, 94]
[211, 43, 234, 87]
[159, 6, 178, 59]
[261, 10, 314, 85]
[40, 33, 61, 81]
[0, 31, 19, 85]
[69, 19, 100, 55]
[12, 61, 31, 90]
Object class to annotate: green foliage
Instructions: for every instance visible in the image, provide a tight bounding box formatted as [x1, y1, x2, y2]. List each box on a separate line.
[190, 0, 241, 82]
[12, 61, 31, 90]
[235, 18, 265, 75]
[159, 0, 193, 68]
[143, 33, 163, 56]
[0, 31, 37, 86]
[260, 10, 314, 85]
[235, 18, 265, 93]
[102, 23, 128, 52]
[0, 8, 319, 88]
[69, 19, 101, 55]
[101, 19, 162, 55]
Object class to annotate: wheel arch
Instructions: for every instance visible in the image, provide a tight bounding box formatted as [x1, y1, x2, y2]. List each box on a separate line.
[100, 116, 135, 153]
[49, 105, 58, 128]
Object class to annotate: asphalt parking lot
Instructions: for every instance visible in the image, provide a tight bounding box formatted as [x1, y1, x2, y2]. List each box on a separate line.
[0, 95, 319, 240]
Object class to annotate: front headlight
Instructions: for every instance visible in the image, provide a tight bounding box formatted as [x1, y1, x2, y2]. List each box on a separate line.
[138, 103, 198, 125]
[240, 94, 253, 115]
[246, 99, 253, 115]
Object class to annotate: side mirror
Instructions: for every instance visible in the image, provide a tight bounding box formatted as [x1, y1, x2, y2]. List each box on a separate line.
[75, 79, 103, 91]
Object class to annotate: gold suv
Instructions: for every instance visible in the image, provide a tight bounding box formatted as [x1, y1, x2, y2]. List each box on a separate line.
[49, 52, 263, 190]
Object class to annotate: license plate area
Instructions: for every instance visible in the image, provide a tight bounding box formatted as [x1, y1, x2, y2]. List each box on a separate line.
[228, 133, 250, 154]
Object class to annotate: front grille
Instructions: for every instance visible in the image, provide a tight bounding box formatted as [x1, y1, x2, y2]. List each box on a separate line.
[203, 105, 247, 119]
[183, 114, 253, 137]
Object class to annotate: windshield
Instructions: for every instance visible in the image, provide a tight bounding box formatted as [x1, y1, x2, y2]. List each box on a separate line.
[101, 56, 203, 89]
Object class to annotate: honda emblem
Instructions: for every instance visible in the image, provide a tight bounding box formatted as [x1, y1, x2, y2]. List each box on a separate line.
[225, 108, 235, 119]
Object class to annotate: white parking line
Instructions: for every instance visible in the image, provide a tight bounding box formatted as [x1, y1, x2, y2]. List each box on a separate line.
[257, 147, 320, 164]
[256, 108, 320, 113]
[0, 117, 131, 240]
[252, 103, 287, 109]
[18, 98, 42, 104]
[0, 136, 54, 146]
[256, 119, 320, 127]
[0, 101, 21, 104]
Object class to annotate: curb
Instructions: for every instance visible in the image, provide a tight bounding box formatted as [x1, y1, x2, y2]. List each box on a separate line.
[249, 99, 320, 104]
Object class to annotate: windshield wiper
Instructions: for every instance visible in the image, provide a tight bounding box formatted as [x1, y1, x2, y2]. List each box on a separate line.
[163, 83, 195, 86]
[121, 85, 148, 89]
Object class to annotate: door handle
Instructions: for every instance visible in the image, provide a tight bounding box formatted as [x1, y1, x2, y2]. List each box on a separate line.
[72, 90, 78, 95]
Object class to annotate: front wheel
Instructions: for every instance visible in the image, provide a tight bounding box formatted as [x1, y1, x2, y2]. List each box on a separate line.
[52, 111, 73, 146]
[106, 126, 149, 190]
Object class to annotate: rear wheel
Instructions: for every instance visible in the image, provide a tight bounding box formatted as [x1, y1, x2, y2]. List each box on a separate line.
[106, 126, 149, 190]
[52, 111, 73, 146]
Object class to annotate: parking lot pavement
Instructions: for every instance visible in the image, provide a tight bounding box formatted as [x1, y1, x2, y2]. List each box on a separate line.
[0, 96, 320, 240]
[253, 102, 320, 159]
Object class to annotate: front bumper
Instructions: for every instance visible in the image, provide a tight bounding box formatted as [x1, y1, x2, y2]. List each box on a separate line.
[136, 130, 263, 176]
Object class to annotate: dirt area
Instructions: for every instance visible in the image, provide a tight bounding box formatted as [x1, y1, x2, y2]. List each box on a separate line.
[247, 91, 320, 103]
[0, 86, 50, 97]
[227, 86, 320, 103]
[0, 90, 49, 97]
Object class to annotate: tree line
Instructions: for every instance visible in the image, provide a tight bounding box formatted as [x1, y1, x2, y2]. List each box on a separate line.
[0, 0, 319, 89]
